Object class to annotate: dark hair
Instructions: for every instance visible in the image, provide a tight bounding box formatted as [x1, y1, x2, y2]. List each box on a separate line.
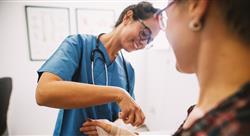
[215, 0, 250, 45]
[114, 1, 159, 27]
[177, 0, 250, 45]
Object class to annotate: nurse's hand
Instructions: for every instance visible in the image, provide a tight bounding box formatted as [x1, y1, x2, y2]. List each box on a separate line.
[116, 90, 145, 127]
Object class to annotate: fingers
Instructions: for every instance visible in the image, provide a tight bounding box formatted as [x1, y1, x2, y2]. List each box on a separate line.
[81, 119, 112, 135]
[82, 130, 98, 136]
[94, 120, 112, 133]
[80, 120, 97, 135]
[117, 91, 146, 126]
[134, 108, 145, 127]
[120, 105, 145, 127]
[124, 110, 135, 124]
[119, 110, 129, 122]
[80, 125, 97, 135]
[119, 101, 136, 123]
[80, 125, 96, 132]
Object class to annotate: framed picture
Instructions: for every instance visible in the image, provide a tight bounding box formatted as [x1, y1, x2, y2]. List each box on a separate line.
[25, 6, 70, 61]
[76, 8, 115, 35]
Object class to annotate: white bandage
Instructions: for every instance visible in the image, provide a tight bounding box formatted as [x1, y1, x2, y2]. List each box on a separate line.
[96, 120, 137, 136]
[110, 124, 137, 136]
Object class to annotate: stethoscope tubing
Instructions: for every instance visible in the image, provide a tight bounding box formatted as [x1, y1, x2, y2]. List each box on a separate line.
[91, 33, 130, 93]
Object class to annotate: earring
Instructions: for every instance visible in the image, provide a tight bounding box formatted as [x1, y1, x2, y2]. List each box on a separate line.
[189, 20, 202, 31]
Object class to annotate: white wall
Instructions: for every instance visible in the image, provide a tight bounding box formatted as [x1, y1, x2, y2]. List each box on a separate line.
[0, 0, 199, 135]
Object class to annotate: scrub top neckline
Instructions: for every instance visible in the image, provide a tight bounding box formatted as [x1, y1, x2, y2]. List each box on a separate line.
[95, 35, 119, 66]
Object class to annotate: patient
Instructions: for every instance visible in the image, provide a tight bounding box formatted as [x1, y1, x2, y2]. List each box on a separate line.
[80, 0, 250, 135]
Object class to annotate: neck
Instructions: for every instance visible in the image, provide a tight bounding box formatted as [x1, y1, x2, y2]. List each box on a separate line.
[99, 30, 122, 62]
[196, 19, 250, 113]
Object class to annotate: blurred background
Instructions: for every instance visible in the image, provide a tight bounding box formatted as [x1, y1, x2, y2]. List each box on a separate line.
[0, 0, 198, 135]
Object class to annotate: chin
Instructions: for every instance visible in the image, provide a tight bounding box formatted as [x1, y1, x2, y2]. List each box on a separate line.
[123, 43, 136, 52]
[126, 49, 133, 53]
[123, 47, 133, 52]
[176, 63, 194, 74]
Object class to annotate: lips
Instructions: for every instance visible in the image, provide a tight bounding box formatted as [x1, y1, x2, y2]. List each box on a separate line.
[134, 39, 145, 50]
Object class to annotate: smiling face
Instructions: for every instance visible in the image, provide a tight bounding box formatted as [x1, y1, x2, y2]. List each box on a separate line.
[119, 10, 161, 52]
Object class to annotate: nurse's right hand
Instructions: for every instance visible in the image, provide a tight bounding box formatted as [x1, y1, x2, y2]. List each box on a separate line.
[116, 90, 145, 127]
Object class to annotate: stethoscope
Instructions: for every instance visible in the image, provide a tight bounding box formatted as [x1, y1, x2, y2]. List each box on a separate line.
[90, 33, 130, 93]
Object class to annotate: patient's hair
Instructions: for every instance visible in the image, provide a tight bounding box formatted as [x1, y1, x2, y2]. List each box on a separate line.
[177, 0, 250, 45]
[114, 1, 159, 27]
[215, 0, 250, 45]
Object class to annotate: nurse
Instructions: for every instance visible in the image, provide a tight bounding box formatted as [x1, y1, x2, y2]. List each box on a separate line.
[35, 1, 161, 136]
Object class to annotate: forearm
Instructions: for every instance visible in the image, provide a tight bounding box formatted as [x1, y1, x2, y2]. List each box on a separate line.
[36, 80, 124, 109]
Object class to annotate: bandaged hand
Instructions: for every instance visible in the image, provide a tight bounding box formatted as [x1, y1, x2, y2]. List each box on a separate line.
[80, 119, 138, 136]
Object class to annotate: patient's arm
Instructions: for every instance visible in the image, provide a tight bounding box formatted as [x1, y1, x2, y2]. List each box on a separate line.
[80, 119, 138, 136]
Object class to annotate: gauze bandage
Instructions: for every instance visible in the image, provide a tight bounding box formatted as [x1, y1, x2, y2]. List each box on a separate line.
[96, 120, 137, 136]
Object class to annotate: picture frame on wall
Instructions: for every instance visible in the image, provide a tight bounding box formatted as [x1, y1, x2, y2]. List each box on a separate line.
[25, 6, 70, 61]
[76, 8, 115, 35]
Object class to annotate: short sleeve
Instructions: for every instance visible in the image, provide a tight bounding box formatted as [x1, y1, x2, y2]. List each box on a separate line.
[37, 35, 82, 81]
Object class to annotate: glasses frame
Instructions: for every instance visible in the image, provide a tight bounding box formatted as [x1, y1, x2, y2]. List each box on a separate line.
[155, 0, 176, 30]
[132, 11, 154, 46]
[137, 19, 153, 45]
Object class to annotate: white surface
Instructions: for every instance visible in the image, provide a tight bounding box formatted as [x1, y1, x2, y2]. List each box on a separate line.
[76, 8, 115, 35]
[140, 131, 172, 136]
[0, 0, 198, 135]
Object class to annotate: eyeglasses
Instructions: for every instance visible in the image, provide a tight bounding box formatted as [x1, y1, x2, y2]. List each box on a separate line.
[155, 0, 176, 30]
[137, 19, 153, 45]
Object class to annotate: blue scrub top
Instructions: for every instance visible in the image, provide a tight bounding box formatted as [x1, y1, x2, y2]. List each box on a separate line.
[37, 34, 135, 136]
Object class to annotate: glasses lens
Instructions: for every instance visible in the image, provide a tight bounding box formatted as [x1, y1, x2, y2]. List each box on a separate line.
[139, 28, 153, 44]
[141, 29, 150, 38]
[158, 11, 167, 29]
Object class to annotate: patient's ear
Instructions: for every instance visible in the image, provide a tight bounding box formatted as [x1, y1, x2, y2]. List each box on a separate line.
[188, 0, 209, 22]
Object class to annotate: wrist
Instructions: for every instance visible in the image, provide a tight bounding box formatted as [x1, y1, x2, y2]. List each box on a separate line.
[111, 86, 126, 103]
